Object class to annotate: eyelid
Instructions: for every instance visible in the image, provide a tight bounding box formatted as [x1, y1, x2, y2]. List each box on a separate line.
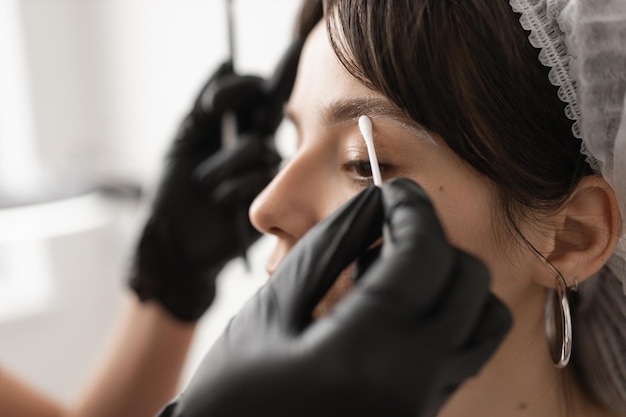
[345, 142, 392, 176]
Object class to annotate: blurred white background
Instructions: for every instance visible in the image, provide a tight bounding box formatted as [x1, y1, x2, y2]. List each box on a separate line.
[0, 0, 300, 403]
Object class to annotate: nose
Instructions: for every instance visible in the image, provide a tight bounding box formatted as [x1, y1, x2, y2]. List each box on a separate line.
[249, 149, 326, 246]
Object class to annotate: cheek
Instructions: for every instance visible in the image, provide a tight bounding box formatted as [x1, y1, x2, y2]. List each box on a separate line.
[439, 189, 496, 260]
[416, 173, 502, 274]
[424, 177, 540, 309]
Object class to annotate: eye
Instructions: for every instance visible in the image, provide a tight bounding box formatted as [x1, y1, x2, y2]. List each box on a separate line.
[342, 159, 391, 185]
[345, 160, 374, 178]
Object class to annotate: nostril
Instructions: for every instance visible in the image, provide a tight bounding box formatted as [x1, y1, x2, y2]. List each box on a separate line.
[268, 227, 283, 235]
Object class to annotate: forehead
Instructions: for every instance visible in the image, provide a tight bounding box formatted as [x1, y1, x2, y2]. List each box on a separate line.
[288, 21, 377, 115]
[286, 21, 428, 142]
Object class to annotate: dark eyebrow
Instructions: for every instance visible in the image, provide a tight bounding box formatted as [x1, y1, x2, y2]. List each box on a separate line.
[284, 96, 434, 144]
[320, 97, 411, 126]
[322, 97, 434, 143]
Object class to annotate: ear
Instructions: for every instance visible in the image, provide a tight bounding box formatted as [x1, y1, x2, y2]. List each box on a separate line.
[545, 175, 622, 287]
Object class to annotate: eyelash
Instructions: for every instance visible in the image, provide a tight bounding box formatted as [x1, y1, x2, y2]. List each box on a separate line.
[342, 159, 392, 186]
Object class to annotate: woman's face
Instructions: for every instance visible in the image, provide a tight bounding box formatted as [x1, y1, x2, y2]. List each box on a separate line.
[250, 22, 537, 315]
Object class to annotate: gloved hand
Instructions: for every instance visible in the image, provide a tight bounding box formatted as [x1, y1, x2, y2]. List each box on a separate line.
[158, 178, 513, 417]
[129, 39, 304, 322]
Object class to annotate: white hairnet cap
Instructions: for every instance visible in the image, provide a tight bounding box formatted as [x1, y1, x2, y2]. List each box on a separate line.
[561, 0, 626, 410]
[561, 0, 626, 276]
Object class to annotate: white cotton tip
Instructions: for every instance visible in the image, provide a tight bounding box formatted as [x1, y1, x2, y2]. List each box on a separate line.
[358, 115, 383, 187]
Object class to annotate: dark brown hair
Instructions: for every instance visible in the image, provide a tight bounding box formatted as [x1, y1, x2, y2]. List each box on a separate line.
[323, 0, 593, 238]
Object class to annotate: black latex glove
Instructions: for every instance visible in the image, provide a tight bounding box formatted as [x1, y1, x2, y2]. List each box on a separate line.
[158, 178, 513, 417]
[129, 39, 304, 322]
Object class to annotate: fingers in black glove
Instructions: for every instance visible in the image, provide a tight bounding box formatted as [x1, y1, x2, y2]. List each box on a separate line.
[129, 39, 304, 322]
[268, 185, 383, 331]
[208, 38, 304, 135]
[193, 133, 281, 190]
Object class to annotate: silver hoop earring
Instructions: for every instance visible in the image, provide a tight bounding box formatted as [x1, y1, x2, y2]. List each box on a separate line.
[545, 283, 572, 368]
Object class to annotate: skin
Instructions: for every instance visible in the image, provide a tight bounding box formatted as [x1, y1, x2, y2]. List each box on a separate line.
[0, 297, 195, 417]
[250, 22, 621, 417]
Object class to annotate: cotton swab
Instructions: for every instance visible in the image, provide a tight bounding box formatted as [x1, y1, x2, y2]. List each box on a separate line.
[358, 115, 383, 187]
[358, 115, 394, 253]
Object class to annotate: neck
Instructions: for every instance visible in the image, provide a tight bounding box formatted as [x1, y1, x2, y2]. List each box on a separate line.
[436, 285, 614, 417]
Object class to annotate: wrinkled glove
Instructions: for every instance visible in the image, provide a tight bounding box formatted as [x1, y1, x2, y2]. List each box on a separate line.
[129, 39, 304, 322]
[158, 178, 513, 416]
